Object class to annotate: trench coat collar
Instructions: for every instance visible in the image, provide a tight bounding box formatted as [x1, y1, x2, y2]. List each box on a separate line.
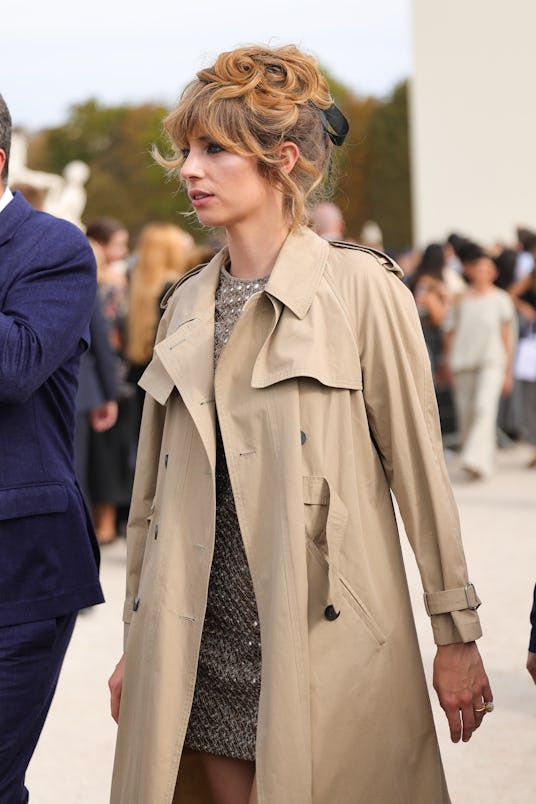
[188, 225, 329, 322]
[265, 226, 329, 320]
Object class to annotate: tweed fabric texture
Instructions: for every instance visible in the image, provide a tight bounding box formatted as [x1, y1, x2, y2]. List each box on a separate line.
[184, 267, 268, 761]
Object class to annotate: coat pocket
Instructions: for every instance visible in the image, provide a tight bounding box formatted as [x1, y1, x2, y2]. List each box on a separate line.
[338, 572, 386, 645]
[0, 482, 68, 521]
[304, 476, 385, 646]
[307, 542, 386, 647]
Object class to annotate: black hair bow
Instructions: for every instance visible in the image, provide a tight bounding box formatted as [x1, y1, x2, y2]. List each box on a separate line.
[319, 103, 349, 146]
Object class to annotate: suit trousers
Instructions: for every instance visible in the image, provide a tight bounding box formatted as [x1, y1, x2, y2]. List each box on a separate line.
[0, 612, 77, 804]
[453, 365, 504, 477]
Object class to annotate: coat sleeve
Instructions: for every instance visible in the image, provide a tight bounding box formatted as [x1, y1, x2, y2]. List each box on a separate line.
[354, 252, 482, 645]
[0, 221, 96, 404]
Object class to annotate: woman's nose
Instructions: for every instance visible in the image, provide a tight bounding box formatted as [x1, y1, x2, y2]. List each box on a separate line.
[181, 151, 203, 179]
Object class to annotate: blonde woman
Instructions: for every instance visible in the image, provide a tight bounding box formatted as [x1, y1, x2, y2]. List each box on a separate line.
[109, 45, 491, 804]
[126, 222, 194, 432]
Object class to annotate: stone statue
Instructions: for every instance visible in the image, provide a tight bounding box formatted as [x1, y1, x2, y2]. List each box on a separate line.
[9, 129, 90, 229]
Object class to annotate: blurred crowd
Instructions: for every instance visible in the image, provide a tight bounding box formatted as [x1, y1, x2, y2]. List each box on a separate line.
[400, 226, 536, 479]
[313, 202, 536, 482]
[81, 219, 219, 544]
[13, 184, 536, 538]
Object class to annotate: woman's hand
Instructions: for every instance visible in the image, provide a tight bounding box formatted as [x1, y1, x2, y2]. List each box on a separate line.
[108, 654, 125, 724]
[527, 652, 536, 684]
[433, 641, 493, 743]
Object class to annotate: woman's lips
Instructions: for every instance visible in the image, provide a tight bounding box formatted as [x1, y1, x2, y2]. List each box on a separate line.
[189, 190, 214, 207]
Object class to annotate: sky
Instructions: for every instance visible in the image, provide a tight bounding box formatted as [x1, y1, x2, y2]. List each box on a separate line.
[3, 0, 412, 131]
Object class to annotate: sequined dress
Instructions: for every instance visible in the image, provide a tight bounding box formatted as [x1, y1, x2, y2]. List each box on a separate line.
[183, 266, 269, 761]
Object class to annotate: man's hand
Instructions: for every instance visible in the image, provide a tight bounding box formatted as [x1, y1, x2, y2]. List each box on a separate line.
[89, 400, 118, 433]
[527, 652, 536, 684]
[433, 641, 493, 743]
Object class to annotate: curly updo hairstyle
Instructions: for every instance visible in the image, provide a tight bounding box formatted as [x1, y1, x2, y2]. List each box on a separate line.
[158, 45, 337, 228]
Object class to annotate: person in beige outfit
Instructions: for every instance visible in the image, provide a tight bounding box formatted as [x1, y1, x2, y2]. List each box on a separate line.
[444, 244, 515, 479]
[108, 45, 492, 804]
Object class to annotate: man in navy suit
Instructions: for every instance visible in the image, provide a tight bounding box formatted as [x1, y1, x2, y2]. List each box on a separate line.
[0, 95, 104, 803]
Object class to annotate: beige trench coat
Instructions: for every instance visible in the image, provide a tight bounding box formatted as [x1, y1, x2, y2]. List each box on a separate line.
[111, 226, 482, 804]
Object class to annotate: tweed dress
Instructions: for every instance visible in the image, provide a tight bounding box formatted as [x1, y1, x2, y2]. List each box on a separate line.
[183, 266, 268, 761]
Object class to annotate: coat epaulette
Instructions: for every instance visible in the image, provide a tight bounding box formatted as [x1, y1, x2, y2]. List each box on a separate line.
[160, 263, 208, 309]
[328, 240, 403, 278]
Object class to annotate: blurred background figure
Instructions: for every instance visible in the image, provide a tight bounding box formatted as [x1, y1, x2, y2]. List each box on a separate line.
[409, 242, 457, 438]
[359, 219, 383, 250]
[85, 217, 133, 545]
[76, 238, 119, 505]
[310, 201, 345, 241]
[444, 245, 515, 479]
[409, 243, 449, 376]
[514, 228, 536, 282]
[443, 233, 469, 274]
[126, 222, 195, 434]
[527, 585, 536, 684]
[509, 255, 536, 468]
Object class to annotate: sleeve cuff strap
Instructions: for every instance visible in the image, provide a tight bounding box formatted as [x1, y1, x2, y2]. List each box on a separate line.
[424, 582, 481, 616]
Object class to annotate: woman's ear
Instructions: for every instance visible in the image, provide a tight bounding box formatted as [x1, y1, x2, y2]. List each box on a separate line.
[278, 141, 299, 174]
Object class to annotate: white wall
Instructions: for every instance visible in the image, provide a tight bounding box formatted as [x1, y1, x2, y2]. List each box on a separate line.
[410, 0, 536, 247]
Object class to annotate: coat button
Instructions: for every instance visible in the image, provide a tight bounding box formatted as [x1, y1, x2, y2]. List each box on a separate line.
[324, 604, 340, 621]
[133, 596, 140, 612]
[300, 430, 307, 445]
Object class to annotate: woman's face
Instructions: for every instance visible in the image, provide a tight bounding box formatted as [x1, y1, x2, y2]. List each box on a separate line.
[180, 133, 282, 231]
[102, 229, 129, 264]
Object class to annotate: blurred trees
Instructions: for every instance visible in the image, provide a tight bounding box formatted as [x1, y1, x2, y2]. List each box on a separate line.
[27, 80, 413, 249]
[28, 100, 190, 238]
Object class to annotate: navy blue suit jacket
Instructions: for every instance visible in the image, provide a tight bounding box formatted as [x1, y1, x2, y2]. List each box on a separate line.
[0, 191, 104, 626]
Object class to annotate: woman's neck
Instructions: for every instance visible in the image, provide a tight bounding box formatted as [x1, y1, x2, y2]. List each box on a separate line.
[226, 218, 292, 279]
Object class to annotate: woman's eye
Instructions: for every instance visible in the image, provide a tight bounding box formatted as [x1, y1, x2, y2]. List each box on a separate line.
[180, 148, 190, 159]
[207, 142, 224, 154]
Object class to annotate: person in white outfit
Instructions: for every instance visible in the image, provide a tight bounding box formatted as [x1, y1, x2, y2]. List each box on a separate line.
[444, 244, 515, 479]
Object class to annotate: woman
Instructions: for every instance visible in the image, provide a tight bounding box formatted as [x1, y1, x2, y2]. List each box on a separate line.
[409, 243, 449, 376]
[126, 222, 195, 435]
[109, 45, 491, 804]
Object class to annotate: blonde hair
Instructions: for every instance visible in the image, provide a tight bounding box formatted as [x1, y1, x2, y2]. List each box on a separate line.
[157, 45, 335, 227]
[127, 222, 194, 365]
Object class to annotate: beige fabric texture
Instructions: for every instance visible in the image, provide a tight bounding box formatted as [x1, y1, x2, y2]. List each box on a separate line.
[110, 227, 481, 804]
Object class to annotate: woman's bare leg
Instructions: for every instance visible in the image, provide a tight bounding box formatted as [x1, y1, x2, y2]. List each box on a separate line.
[247, 775, 257, 804]
[200, 753, 255, 804]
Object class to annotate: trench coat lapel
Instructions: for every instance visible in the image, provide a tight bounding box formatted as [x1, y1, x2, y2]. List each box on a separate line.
[142, 257, 223, 470]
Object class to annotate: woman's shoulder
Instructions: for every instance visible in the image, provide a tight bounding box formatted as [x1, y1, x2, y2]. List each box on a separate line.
[326, 240, 404, 280]
[160, 263, 208, 310]
[323, 239, 406, 308]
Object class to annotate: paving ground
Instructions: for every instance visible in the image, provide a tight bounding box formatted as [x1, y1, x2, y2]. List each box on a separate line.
[26, 442, 536, 803]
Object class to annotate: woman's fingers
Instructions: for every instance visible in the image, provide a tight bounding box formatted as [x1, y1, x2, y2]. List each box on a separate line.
[108, 654, 125, 724]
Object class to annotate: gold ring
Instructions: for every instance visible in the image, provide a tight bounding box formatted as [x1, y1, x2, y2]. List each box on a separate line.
[475, 701, 494, 714]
